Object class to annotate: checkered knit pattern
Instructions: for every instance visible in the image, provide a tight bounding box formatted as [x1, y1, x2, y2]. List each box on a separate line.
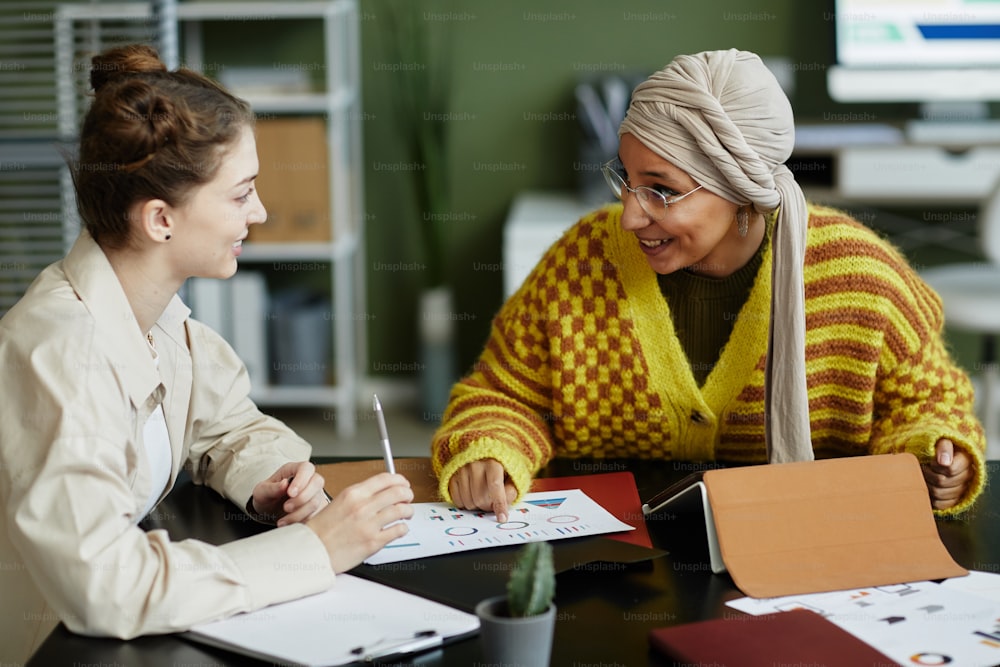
[431, 204, 987, 515]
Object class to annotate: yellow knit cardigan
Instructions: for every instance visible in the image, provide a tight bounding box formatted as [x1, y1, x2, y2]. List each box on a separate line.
[431, 204, 987, 514]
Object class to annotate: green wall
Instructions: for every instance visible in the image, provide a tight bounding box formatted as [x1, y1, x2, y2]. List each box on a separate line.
[361, 0, 800, 374]
[3, 1, 985, 388]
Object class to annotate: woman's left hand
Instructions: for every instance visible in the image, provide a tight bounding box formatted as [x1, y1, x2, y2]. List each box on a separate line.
[921, 439, 973, 511]
[251, 461, 330, 526]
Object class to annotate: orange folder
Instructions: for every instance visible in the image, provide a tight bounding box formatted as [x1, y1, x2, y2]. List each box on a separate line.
[644, 453, 967, 598]
[318, 458, 439, 502]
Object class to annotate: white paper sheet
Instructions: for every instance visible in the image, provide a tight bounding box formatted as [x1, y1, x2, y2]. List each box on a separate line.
[365, 488, 634, 565]
[940, 569, 1000, 604]
[726, 573, 1000, 667]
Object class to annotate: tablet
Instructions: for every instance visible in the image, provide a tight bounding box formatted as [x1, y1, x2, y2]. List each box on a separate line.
[641, 471, 726, 574]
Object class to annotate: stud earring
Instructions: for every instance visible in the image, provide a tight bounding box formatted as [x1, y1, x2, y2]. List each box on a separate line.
[737, 208, 749, 238]
[165, 233, 172, 241]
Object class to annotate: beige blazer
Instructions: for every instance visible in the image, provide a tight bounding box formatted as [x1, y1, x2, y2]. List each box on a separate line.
[0, 232, 333, 663]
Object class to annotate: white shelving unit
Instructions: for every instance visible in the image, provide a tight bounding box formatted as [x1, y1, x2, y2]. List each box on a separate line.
[54, 0, 365, 437]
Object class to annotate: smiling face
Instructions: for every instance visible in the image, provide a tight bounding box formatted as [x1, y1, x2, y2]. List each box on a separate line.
[617, 133, 755, 278]
[168, 125, 266, 281]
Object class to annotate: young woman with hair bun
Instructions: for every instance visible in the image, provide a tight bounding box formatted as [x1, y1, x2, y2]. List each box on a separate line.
[0, 44, 412, 661]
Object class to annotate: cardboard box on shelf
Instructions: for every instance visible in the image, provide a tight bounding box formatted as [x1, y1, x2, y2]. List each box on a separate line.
[251, 117, 331, 243]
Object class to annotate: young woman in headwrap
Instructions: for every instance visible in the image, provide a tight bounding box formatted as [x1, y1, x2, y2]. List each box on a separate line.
[431, 49, 985, 523]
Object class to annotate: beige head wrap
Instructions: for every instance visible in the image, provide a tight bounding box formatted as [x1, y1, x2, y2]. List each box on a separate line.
[618, 48, 812, 464]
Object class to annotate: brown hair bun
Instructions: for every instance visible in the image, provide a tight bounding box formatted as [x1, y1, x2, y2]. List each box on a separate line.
[90, 44, 167, 94]
[73, 42, 253, 249]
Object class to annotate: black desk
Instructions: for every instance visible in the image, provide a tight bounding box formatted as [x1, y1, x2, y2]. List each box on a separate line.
[28, 459, 1000, 666]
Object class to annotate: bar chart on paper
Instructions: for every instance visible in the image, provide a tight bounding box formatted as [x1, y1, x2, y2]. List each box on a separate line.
[364, 489, 634, 565]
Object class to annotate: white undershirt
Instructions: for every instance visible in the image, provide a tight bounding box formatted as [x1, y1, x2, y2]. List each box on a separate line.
[139, 342, 172, 520]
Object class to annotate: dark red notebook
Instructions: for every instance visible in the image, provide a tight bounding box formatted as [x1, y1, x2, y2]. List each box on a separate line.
[532, 471, 653, 549]
[649, 608, 900, 667]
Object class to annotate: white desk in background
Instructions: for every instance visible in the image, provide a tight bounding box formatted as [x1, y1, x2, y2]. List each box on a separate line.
[793, 122, 1000, 205]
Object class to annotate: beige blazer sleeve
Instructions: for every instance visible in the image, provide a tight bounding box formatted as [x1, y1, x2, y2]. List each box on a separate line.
[0, 311, 333, 645]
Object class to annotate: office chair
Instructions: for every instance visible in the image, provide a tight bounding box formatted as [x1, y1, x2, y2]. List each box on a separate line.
[921, 180, 1000, 459]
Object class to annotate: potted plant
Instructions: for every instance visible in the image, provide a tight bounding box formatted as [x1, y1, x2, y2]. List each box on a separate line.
[475, 541, 557, 667]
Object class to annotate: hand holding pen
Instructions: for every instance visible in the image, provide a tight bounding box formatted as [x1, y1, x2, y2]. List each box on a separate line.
[303, 395, 413, 572]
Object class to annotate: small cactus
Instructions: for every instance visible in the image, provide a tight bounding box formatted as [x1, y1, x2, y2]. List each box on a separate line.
[506, 541, 555, 617]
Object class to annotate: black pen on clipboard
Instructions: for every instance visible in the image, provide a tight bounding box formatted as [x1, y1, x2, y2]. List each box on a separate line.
[372, 394, 395, 474]
[350, 629, 440, 662]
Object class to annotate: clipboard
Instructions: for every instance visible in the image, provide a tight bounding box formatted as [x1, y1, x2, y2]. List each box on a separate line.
[184, 573, 479, 666]
[642, 453, 967, 598]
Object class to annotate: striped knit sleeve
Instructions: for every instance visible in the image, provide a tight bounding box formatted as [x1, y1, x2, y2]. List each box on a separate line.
[430, 231, 566, 503]
[852, 225, 987, 514]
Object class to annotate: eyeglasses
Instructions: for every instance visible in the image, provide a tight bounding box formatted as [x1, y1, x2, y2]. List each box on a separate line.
[602, 159, 703, 220]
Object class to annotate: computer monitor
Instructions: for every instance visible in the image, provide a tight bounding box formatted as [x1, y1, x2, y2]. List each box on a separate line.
[828, 0, 1000, 102]
[827, 0, 1000, 139]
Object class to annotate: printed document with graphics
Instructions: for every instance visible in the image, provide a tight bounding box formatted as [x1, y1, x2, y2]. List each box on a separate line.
[365, 488, 634, 565]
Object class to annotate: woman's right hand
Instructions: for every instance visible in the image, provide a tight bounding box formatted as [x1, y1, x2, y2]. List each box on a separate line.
[448, 459, 517, 523]
[305, 472, 414, 573]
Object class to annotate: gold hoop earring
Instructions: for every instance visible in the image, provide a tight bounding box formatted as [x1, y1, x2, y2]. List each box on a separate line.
[737, 208, 749, 238]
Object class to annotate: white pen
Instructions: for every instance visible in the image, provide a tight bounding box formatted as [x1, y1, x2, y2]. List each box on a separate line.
[372, 394, 395, 474]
